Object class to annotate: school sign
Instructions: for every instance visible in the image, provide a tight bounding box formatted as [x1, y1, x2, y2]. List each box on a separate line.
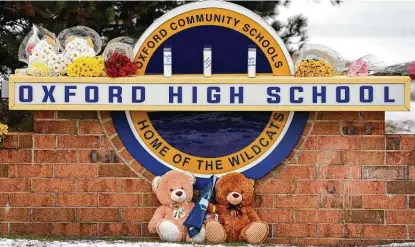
[8, 1, 410, 188]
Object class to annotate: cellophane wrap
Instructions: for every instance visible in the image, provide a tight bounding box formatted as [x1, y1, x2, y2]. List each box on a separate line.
[295, 44, 345, 76]
[348, 54, 385, 76]
[184, 175, 218, 238]
[102, 36, 137, 61]
[57, 26, 102, 66]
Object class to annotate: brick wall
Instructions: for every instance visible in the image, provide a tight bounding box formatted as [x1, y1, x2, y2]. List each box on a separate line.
[0, 111, 414, 246]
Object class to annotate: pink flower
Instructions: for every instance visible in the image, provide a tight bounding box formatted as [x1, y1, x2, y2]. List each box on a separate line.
[408, 61, 415, 80]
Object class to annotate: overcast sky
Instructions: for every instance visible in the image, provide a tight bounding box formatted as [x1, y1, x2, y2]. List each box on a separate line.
[277, 0, 415, 65]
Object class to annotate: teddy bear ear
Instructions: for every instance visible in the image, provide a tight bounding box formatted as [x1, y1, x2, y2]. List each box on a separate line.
[152, 176, 161, 193]
[183, 171, 196, 185]
[249, 179, 255, 186]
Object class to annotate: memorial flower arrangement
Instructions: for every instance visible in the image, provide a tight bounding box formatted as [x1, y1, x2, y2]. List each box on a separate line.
[0, 123, 8, 147]
[408, 62, 415, 80]
[67, 56, 105, 77]
[105, 52, 138, 78]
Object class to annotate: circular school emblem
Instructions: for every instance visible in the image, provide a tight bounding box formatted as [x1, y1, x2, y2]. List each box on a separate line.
[111, 1, 308, 188]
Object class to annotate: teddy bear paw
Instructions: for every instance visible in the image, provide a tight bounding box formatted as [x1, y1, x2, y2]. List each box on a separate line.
[205, 220, 226, 244]
[187, 226, 205, 243]
[244, 222, 269, 244]
[157, 220, 182, 242]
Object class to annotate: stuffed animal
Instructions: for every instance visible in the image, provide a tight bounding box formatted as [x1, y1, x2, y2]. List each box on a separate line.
[205, 172, 269, 244]
[148, 170, 205, 243]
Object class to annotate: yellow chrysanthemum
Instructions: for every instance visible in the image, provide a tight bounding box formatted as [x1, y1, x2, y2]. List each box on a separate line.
[28, 61, 51, 76]
[295, 59, 335, 77]
[67, 57, 105, 77]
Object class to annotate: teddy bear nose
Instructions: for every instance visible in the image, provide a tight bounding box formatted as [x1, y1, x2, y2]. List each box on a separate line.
[176, 191, 183, 197]
[232, 193, 239, 198]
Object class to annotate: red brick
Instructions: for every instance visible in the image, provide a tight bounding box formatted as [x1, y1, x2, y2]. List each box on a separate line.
[318, 223, 343, 238]
[298, 151, 342, 165]
[8, 164, 53, 178]
[254, 195, 274, 208]
[103, 121, 117, 137]
[363, 195, 406, 209]
[0, 193, 8, 206]
[34, 150, 76, 163]
[386, 136, 401, 150]
[19, 134, 33, 148]
[98, 223, 139, 236]
[276, 166, 314, 179]
[257, 209, 293, 223]
[99, 111, 111, 120]
[318, 166, 360, 179]
[387, 151, 415, 165]
[32, 179, 75, 192]
[275, 223, 316, 237]
[116, 179, 152, 192]
[296, 180, 340, 194]
[119, 148, 134, 163]
[387, 181, 415, 194]
[409, 226, 415, 239]
[401, 135, 415, 150]
[32, 208, 75, 222]
[363, 225, 405, 239]
[275, 195, 318, 208]
[54, 164, 98, 178]
[343, 181, 385, 194]
[53, 223, 97, 236]
[3, 135, 18, 148]
[78, 120, 103, 135]
[344, 195, 363, 208]
[0, 164, 7, 177]
[78, 150, 120, 163]
[342, 122, 385, 135]
[310, 122, 340, 135]
[99, 194, 141, 207]
[58, 111, 97, 119]
[344, 210, 384, 224]
[317, 112, 359, 120]
[410, 166, 415, 179]
[319, 195, 343, 208]
[111, 135, 125, 150]
[362, 166, 407, 180]
[34, 111, 55, 119]
[362, 136, 385, 150]
[55, 193, 98, 207]
[295, 210, 340, 223]
[10, 223, 52, 235]
[34, 135, 56, 149]
[0, 208, 30, 221]
[0, 150, 32, 163]
[302, 137, 318, 150]
[0, 223, 7, 234]
[343, 151, 385, 165]
[120, 208, 155, 222]
[34, 120, 76, 134]
[57, 136, 100, 149]
[255, 180, 295, 194]
[100, 137, 113, 150]
[78, 208, 118, 222]
[77, 179, 118, 192]
[318, 136, 361, 150]
[386, 211, 415, 224]
[98, 164, 136, 177]
[361, 112, 385, 120]
[0, 179, 28, 192]
[344, 224, 362, 238]
[10, 193, 53, 207]
[142, 194, 159, 207]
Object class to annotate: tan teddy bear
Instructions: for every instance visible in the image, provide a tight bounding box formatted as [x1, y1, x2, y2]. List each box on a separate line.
[148, 170, 205, 243]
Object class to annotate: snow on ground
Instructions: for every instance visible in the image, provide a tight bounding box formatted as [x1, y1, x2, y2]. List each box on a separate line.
[0, 238, 415, 247]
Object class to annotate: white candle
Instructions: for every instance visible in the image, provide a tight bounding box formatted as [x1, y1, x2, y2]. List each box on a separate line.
[163, 47, 172, 78]
[248, 47, 256, 78]
[203, 46, 212, 77]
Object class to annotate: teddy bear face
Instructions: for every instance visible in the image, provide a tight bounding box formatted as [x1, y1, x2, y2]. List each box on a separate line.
[215, 173, 254, 207]
[152, 170, 195, 206]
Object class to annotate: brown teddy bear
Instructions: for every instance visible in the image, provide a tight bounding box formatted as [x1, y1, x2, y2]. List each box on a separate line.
[148, 170, 205, 243]
[205, 172, 269, 244]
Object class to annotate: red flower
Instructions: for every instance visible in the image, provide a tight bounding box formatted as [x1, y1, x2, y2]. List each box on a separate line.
[408, 61, 415, 80]
[105, 52, 138, 78]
